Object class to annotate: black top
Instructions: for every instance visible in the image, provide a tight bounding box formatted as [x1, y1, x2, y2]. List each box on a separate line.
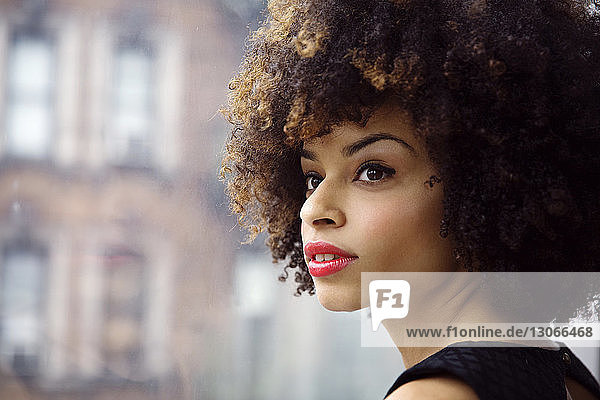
[384, 342, 600, 400]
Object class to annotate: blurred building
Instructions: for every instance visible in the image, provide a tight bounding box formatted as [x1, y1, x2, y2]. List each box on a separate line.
[0, 0, 241, 398]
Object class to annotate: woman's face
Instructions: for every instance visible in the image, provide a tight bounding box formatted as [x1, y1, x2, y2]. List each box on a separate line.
[300, 105, 459, 311]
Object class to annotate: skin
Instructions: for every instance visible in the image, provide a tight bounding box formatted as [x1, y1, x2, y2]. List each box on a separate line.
[300, 104, 470, 375]
[385, 374, 479, 400]
[300, 104, 460, 312]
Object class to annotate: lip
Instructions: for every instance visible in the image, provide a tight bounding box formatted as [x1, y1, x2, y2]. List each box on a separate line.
[303, 241, 359, 278]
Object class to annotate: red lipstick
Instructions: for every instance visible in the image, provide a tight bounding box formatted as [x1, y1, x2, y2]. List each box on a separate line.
[303, 241, 358, 277]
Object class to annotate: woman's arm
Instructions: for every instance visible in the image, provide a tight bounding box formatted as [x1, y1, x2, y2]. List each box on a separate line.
[386, 374, 479, 400]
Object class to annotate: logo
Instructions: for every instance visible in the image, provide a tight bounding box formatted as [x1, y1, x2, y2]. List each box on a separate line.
[369, 280, 410, 331]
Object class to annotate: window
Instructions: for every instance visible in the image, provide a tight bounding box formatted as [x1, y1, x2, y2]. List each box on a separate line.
[4, 31, 55, 159]
[106, 39, 155, 167]
[102, 245, 146, 378]
[0, 243, 47, 377]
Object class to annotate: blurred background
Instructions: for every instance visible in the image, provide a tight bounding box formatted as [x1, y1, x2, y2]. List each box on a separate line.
[0, 0, 595, 399]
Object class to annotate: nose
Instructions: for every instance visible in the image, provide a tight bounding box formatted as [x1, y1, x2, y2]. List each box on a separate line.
[299, 180, 346, 227]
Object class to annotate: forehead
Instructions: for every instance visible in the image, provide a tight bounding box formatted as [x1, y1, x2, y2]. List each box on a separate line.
[302, 105, 422, 156]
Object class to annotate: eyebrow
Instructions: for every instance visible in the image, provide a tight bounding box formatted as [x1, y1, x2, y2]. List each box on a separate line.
[300, 132, 416, 161]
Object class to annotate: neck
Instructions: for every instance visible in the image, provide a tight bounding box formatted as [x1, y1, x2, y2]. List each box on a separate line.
[396, 346, 443, 369]
[382, 276, 503, 368]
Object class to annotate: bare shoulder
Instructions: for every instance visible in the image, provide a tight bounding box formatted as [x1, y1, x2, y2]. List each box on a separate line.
[385, 374, 480, 400]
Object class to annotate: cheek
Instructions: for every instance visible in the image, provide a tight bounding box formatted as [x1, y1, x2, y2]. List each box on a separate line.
[357, 191, 444, 254]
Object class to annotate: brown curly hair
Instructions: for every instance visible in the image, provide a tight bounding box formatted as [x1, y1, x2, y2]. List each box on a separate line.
[221, 0, 600, 296]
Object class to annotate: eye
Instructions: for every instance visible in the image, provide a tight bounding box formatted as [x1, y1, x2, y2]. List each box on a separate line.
[305, 172, 323, 191]
[355, 162, 396, 182]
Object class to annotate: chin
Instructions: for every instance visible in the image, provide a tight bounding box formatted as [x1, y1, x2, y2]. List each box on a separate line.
[316, 287, 361, 312]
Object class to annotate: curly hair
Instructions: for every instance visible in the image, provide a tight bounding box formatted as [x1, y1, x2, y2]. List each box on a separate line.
[221, 0, 600, 296]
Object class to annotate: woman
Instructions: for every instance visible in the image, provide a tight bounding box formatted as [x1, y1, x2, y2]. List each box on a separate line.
[221, 0, 600, 398]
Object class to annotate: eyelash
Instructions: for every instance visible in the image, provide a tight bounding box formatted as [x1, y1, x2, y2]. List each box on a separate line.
[304, 172, 322, 192]
[304, 162, 396, 192]
[354, 162, 396, 183]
